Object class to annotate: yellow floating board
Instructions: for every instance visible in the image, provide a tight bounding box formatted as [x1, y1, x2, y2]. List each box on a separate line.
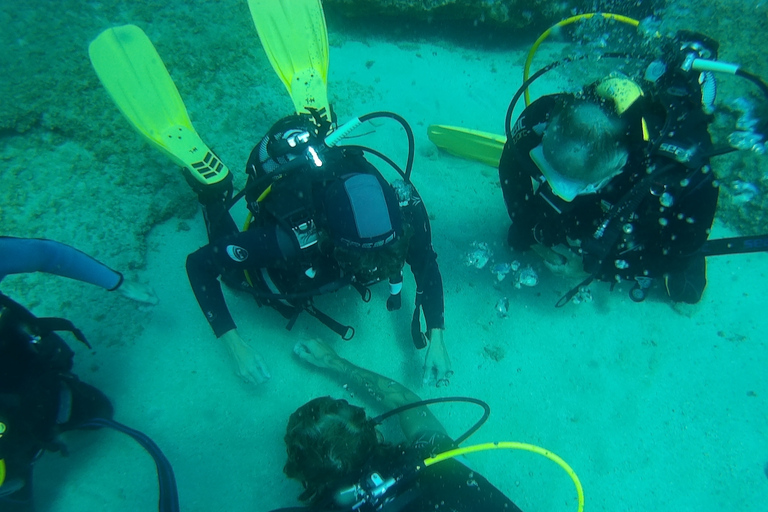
[427, 125, 506, 168]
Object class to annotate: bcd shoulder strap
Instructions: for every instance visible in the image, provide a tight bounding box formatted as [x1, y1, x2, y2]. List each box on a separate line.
[0, 293, 89, 373]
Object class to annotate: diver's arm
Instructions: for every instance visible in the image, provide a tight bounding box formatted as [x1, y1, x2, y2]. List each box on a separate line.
[406, 202, 445, 331]
[0, 237, 157, 304]
[0, 236, 122, 289]
[220, 329, 271, 385]
[186, 247, 238, 338]
[499, 147, 538, 252]
[185, 224, 299, 337]
[500, 96, 557, 252]
[294, 339, 448, 442]
[405, 204, 451, 386]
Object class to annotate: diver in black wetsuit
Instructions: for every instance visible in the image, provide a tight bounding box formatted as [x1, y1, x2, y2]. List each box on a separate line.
[276, 338, 524, 512]
[185, 115, 451, 388]
[499, 32, 722, 304]
[0, 237, 174, 512]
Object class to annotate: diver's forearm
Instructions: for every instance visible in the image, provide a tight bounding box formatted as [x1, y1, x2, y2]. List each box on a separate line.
[328, 357, 421, 410]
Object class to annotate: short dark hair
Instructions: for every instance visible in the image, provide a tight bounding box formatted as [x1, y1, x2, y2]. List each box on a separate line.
[284, 397, 382, 503]
[333, 222, 413, 283]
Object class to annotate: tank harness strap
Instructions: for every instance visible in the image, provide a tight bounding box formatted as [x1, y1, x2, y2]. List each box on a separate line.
[0, 293, 91, 349]
[303, 303, 354, 340]
[351, 282, 372, 302]
[555, 275, 595, 308]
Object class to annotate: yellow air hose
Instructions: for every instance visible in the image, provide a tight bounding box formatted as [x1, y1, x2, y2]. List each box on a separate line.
[421, 441, 584, 512]
[0, 421, 5, 487]
[523, 13, 641, 106]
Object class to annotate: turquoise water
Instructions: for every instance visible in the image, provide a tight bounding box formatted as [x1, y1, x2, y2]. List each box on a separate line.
[2, 1, 767, 511]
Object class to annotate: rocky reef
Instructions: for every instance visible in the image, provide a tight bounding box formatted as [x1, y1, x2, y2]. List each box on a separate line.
[323, 0, 662, 29]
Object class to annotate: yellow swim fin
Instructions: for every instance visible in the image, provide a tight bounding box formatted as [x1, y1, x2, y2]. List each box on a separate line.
[427, 125, 506, 168]
[89, 25, 229, 186]
[248, 0, 331, 123]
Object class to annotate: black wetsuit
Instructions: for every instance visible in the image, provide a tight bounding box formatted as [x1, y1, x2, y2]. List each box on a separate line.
[394, 432, 522, 512]
[499, 73, 719, 303]
[0, 238, 121, 510]
[0, 294, 113, 512]
[312, 432, 522, 512]
[186, 147, 444, 338]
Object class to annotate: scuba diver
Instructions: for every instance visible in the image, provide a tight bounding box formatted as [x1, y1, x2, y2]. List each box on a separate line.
[499, 29, 721, 305]
[87, 0, 451, 388]
[185, 113, 448, 387]
[0, 237, 177, 512]
[429, 14, 768, 306]
[278, 338, 525, 512]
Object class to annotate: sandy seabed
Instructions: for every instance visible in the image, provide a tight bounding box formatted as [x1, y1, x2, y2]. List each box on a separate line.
[6, 23, 766, 512]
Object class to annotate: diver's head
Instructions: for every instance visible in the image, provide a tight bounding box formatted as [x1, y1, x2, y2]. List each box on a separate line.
[284, 397, 380, 503]
[323, 174, 409, 283]
[255, 115, 323, 174]
[531, 95, 629, 202]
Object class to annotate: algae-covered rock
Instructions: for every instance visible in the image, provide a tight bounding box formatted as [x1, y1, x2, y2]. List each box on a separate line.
[323, 0, 662, 29]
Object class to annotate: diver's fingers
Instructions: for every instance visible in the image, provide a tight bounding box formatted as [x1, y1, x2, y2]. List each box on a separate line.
[245, 364, 270, 385]
[240, 352, 271, 385]
[422, 363, 437, 386]
[293, 341, 313, 360]
[293, 341, 307, 355]
[256, 362, 271, 382]
[118, 280, 159, 305]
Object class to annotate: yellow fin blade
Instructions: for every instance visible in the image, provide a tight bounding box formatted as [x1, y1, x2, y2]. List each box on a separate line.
[427, 125, 506, 167]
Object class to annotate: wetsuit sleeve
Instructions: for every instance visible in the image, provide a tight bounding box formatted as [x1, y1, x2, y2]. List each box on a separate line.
[0, 237, 122, 290]
[405, 200, 445, 330]
[498, 96, 556, 251]
[185, 224, 297, 338]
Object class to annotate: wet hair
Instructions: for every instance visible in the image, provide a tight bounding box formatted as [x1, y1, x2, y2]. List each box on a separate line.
[333, 222, 414, 283]
[284, 397, 384, 503]
[542, 96, 629, 184]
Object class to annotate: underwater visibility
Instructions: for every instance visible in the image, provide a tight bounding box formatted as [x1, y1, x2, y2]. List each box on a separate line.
[2, 1, 767, 511]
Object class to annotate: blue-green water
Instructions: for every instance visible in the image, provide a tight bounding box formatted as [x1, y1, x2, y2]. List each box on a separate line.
[2, 1, 767, 511]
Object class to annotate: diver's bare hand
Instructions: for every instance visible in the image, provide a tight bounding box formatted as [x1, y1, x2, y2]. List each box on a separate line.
[294, 338, 339, 369]
[532, 243, 589, 279]
[116, 279, 159, 305]
[423, 329, 452, 387]
[221, 330, 271, 385]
